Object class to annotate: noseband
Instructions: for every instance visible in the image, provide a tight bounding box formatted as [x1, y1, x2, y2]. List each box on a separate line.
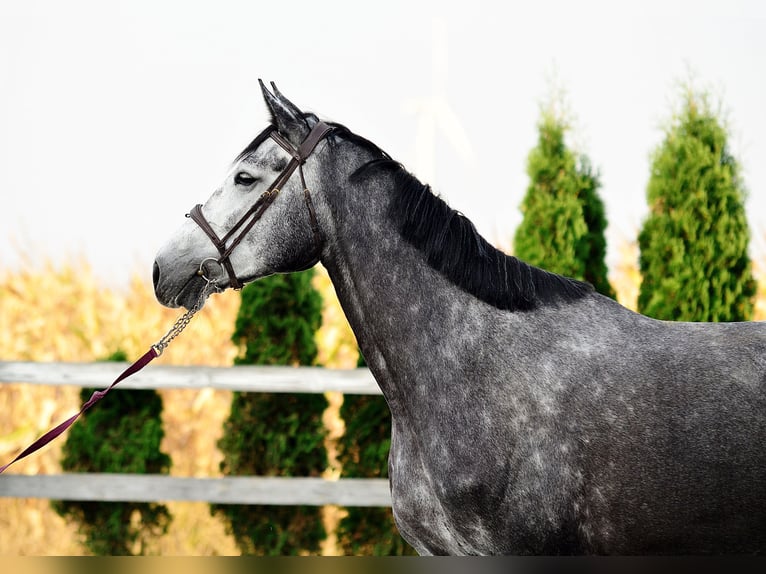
[186, 120, 334, 289]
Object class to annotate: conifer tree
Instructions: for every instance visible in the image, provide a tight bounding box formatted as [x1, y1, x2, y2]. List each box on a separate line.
[335, 352, 416, 555]
[212, 270, 328, 555]
[53, 350, 171, 555]
[638, 89, 756, 321]
[514, 109, 615, 298]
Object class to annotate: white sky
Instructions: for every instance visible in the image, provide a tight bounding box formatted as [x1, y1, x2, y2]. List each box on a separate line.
[2, 0, 765, 286]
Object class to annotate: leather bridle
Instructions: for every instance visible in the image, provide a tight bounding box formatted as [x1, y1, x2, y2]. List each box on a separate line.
[186, 120, 334, 289]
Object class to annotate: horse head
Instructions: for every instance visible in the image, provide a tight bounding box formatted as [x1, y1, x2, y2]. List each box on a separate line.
[153, 82, 333, 309]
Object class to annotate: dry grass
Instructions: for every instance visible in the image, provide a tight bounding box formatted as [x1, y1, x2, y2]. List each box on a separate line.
[1, 242, 764, 554]
[0, 259, 358, 555]
[610, 239, 641, 311]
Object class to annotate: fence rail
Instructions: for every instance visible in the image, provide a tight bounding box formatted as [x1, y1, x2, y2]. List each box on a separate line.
[0, 360, 381, 394]
[0, 361, 390, 506]
[0, 474, 391, 506]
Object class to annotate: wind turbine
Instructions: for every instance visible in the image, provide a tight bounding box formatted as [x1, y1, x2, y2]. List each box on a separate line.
[404, 18, 475, 191]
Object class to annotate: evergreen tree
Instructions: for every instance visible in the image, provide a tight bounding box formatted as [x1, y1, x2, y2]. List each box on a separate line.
[514, 109, 615, 298]
[212, 270, 328, 555]
[53, 350, 171, 555]
[335, 352, 416, 555]
[638, 89, 756, 321]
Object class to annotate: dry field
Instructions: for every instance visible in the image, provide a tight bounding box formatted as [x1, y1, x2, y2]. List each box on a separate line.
[1, 242, 765, 555]
[0, 259, 357, 555]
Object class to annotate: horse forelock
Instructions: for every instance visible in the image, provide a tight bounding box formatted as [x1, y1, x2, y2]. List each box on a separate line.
[234, 125, 277, 164]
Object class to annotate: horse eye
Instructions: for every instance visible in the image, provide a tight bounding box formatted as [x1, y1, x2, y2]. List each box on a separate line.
[234, 172, 258, 187]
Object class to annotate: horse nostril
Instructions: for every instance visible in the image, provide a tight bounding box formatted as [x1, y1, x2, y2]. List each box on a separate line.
[153, 261, 160, 287]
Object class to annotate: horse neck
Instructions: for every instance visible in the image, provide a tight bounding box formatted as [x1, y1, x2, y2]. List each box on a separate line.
[319, 168, 496, 415]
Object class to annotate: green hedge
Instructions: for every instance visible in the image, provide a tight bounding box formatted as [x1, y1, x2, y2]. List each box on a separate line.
[514, 107, 614, 298]
[335, 353, 416, 555]
[638, 88, 756, 321]
[53, 350, 171, 555]
[211, 271, 328, 555]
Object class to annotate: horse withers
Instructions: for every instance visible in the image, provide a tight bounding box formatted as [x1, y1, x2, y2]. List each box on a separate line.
[153, 82, 766, 555]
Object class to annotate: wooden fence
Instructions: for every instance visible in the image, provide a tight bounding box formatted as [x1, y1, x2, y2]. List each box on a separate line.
[0, 361, 391, 507]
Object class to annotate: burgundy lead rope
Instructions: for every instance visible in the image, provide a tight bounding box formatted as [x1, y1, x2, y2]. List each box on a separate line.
[0, 282, 211, 474]
[0, 348, 158, 474]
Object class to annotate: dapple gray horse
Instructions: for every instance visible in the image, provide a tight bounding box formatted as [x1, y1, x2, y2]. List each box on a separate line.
[153, 83, 766, 555]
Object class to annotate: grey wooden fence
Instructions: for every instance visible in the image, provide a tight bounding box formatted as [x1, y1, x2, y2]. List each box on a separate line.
[0, 361, 391, 506]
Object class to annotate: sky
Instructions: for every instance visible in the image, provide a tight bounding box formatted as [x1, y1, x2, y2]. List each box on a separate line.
[2, 0, 766, 287]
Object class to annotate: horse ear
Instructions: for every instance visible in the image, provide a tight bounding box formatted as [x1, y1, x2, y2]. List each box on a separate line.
[259, 79, 306, 139]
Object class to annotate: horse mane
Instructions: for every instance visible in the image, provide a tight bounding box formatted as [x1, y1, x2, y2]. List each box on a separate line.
[340, 128, 593, 311]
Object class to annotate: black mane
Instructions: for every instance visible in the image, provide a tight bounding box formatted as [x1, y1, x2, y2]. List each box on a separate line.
[350, 157, 593, 312]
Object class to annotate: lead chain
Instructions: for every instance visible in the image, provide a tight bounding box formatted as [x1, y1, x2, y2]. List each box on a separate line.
[152, 280, 217, 356]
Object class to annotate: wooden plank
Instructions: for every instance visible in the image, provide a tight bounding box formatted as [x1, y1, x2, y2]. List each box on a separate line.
[0, 362, 381, 395]
[0, 474, 392, 506]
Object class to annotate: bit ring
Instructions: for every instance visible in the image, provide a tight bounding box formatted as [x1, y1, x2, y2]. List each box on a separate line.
[197, 257, 223, 283]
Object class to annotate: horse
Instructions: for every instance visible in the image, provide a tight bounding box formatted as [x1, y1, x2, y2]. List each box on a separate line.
[152, 82, 766, 555]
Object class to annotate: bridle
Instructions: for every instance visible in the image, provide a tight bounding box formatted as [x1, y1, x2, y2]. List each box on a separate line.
[186, 120, 334, 289]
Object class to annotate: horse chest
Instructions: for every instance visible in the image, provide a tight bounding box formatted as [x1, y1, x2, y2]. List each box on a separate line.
[388, 427, 496, 554]
[387, 420, 572, 555]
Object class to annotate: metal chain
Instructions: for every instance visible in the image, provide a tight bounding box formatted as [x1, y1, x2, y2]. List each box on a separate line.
[151, 280, 217, 356]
